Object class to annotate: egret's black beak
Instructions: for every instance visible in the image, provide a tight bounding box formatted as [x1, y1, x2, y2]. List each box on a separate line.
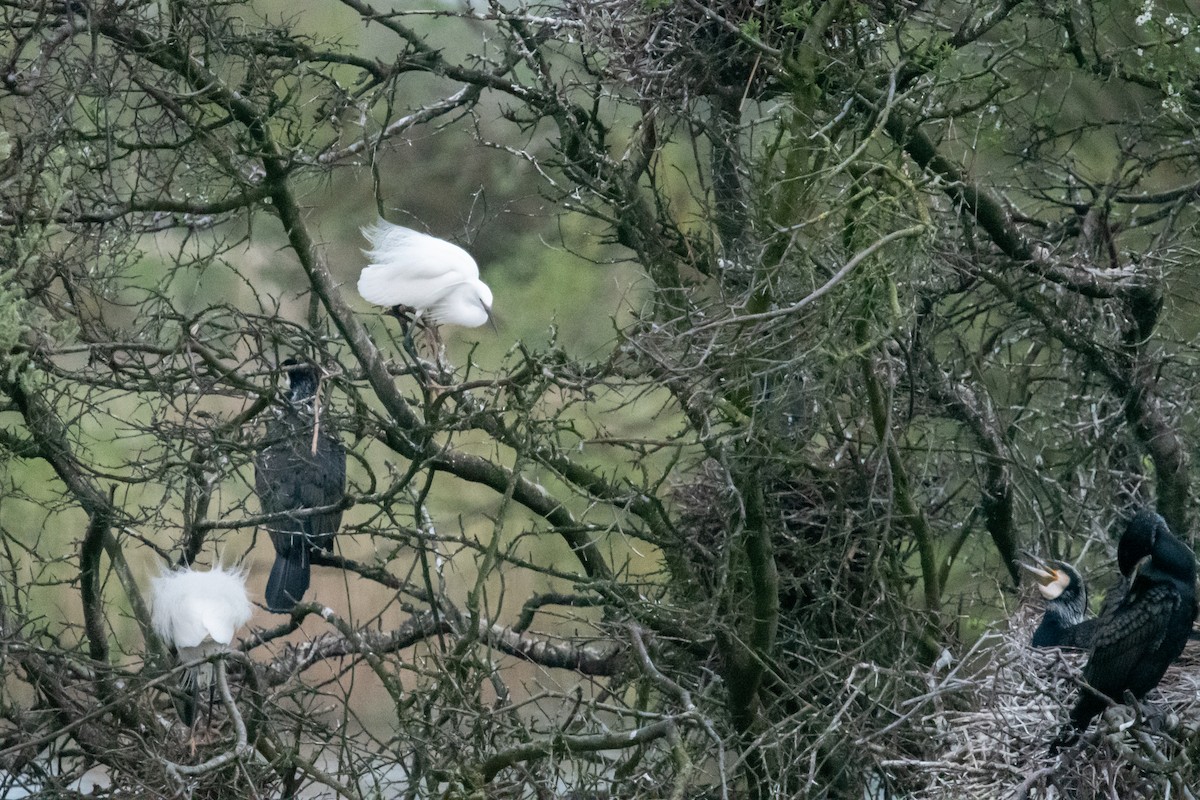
[485, 306, 498, 333]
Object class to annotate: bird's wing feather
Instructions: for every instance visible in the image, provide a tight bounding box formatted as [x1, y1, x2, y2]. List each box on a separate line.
[1095, 575, 1130, 619]
[255, 417, 303, 518]
[256, 456, 303, 524]
[256, 408, 345, 607]
[1083, 581, 1178, 696]
[297, 434, 346, 544]
[1058, 617, 1099, 649]
[256, 416, 344, 525]
[361, 220, 478, 279]
[201, 604, 238, 646]
[357, 267, 469, 310]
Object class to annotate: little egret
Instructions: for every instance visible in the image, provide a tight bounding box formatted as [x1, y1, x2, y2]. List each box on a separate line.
[150, 564, 252, 726]
[254, 360, 346, 613]
[358, 218, 494, 328]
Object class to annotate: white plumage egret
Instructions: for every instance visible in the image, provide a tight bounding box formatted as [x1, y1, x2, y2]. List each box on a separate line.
[150, 565, 252, 727]
[358, 218, 494, 329]
[254, 360, 346, 613]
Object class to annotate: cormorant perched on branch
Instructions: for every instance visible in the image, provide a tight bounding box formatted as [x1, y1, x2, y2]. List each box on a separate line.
[1052, 509, 1197, 752]
[254, 361, 346, 613]
[1022, 557, 1091, 649]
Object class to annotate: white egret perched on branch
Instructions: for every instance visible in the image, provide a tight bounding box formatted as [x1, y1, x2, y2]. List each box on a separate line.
[150, 565, 252, 727]
[358, 218, 494, 329]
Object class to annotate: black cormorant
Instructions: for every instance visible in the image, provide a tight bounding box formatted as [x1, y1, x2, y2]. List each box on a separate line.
[1022, 557, 1091, 649]
[1053, 509, 1197, 751]
[254, 361, 346, 613]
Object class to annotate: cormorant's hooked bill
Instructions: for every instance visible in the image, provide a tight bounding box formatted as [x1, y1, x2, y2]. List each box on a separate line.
[254, 360, 347, 613]
[1021, 555, 1089, 648]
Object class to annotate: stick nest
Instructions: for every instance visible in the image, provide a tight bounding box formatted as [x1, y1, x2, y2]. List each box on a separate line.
[889, 604, 1200, 799]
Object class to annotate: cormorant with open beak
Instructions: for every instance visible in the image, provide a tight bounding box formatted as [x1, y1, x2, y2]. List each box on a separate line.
[1022, 556, 1091, 649]
[254, 361, 346, 613]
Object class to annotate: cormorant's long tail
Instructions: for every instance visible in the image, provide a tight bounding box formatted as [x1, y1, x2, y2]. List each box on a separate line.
[266, 541, 311, 613]
[1049, 691, 1106, 754]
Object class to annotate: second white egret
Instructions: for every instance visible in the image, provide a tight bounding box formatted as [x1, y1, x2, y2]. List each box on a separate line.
[358, 218, 494, 328]
[150, 564, 252, 725]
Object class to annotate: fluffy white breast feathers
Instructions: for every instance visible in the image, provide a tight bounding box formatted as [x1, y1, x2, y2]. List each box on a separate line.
[358, 218, 494, 328]
[150, 565, 252, 658]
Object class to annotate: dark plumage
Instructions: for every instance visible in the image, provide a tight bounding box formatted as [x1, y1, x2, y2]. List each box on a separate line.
[1022, 557, 1091, 649]
[254, 361, 346, 613]
[1054, 509, 1197, 751]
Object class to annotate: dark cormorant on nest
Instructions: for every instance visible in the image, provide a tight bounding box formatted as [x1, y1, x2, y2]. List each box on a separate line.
[254, 361, 346, 613]
[1051, 509, 1197, 752]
